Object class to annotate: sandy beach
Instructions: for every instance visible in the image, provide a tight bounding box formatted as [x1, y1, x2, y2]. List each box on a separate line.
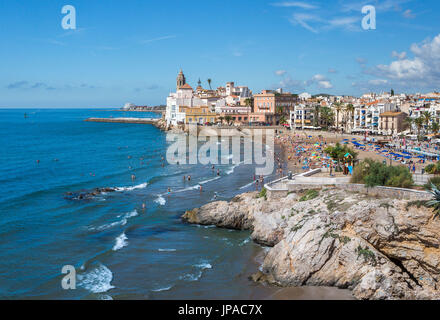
[275, 129, 436, 176]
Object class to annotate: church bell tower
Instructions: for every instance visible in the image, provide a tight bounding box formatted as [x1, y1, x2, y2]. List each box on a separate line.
[176, 69, 186, 90]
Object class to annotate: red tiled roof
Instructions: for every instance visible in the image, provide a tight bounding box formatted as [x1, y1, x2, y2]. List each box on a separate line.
[180, 83, 193, 89]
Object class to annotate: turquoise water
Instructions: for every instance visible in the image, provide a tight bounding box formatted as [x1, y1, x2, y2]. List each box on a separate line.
[0, 109, 275, 299]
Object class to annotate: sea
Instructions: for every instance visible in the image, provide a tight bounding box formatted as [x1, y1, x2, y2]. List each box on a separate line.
[0, 109, 353, 300]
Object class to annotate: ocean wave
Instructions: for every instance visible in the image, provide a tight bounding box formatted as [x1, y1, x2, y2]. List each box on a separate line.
[225, 161, 244, 175]
[112, 233, 128, 251]
[90, 210, 138, 231]
[151, 285, 173, 292]
[154, 195, 166, 206]
[239, 238, 250, 246]
[239, 181, 255, 189]
[158, 248, 176, 252]
[114, 182, 148, 192]
[77, 264, 115, 294]
[179, 261, 212, 282]
[199, 176, 221, 185]
[173, 184, 201, 193]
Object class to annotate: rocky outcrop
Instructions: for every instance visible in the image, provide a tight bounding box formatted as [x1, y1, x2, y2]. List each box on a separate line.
[183, 188, 440, 300]
[64, 187, 117, 200]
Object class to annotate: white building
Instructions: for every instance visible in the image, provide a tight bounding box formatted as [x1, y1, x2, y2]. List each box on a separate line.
[165, 70, 227, 125]
[290, 104, 316, 129]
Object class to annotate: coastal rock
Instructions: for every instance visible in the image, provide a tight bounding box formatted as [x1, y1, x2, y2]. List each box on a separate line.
[64, 187, 116, 200]
[183, 188, 440, 300]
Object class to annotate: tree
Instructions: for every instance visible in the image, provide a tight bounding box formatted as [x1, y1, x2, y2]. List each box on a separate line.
[218, 116, 224, 125]
[207, 78, 212, 90]
[431, 122, 440, 136]
[415, 117, 424, 138]
[391, 89, 395, 96]
[351, 159, 413, 189]
[279, 116, 287, 125]
[224, 115, 232, 125]
[334, 102, 343, 131]
[320, 106, 335, 129]
[276, 106, 283, 114]
[325, 143, 358, 172]
[345, 103, 355, 131]
[422, 111, 432, 132]
[313, 105, 320, 127]
[404, 117, 414, 134]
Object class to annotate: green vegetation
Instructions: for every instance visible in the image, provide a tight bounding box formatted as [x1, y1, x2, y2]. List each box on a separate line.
[425, 162, 440, 174]
[350, 159, 413, 189]
[405, 200, 429, 211]
[424, 177, 440, 190]
[324, 143, 358, 162]
[299, 189, 319, 202]
[426, 183, 440, 219]
[318, 106, 335, 130]
[356, 245, 377, 266]
[258, 187, 267, 200]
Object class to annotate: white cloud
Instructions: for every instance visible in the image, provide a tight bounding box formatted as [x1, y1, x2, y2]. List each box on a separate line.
[140, 35, 176, 44]
[289, 13, 320, 33]
[368, 79, 389, 85]
[391, 51, 407, 60]
[270, 2, 319, 9]
[318, 80, 333, 89]
[328, 68, 338, 73]
[370, 33, 440, 88]
[275, 70, 287, 76]
[403, 9, 415, 18]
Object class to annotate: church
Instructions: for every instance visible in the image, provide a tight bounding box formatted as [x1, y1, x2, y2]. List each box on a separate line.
[165, 70, 226, 126]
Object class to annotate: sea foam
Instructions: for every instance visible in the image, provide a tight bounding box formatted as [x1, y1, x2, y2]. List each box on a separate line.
[77, 264, 115, 293]
[113, 233, 128, 251]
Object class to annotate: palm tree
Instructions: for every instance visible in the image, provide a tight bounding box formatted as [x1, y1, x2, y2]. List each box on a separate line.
[207, 79, 212, 90]
[224, 115, 232, 126]
[345, 104, 355, 131]
[313, 105, 320, 127]
[431, 122, 440, 136]
[279, 116, 287, 125]
[404, 117, 414, 134]
[218, 116, 224, 125]
[320, 107, 335, 130]
[334, 102, 343, 131]
[422, 111, 432, 133]
[415, 117, 424, 138]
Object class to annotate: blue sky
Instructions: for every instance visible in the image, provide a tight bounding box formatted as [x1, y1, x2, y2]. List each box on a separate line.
[1, 0, 440, 108]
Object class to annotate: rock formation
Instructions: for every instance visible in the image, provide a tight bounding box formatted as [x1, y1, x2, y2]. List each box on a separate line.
[182, 188, 440, 300]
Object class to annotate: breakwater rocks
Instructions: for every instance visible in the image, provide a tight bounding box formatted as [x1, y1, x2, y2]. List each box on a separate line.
[182, 188, 440, 300]
[64, 187, 117, 200]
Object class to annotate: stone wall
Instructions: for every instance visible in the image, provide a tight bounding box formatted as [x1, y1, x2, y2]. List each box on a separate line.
[282, 183, 431, 201]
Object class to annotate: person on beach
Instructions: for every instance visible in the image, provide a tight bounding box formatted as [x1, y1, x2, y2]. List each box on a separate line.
[142, 203, 146, 211]
[199, 185, 203, 193]
[167, 188, 171, 195]
[217, 169, 220, 176]
[131, 174, 136, 181]
[183, 175, 186, 182]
